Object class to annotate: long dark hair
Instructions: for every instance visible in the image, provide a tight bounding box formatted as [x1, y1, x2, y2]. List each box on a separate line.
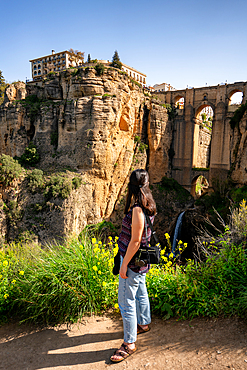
[124, 169, 156, 216]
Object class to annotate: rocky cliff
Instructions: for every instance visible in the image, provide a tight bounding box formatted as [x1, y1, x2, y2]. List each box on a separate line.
[0, 67, 171, 242]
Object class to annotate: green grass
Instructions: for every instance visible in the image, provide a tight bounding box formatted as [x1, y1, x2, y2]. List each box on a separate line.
[1, 211, 247, 325]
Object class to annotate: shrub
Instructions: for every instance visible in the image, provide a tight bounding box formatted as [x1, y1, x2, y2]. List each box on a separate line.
[5, 200, 22, 226]
[72, 177, 82, 189]
[27, 169, 44, 192]
[94, 63, 105, 76]
[2, 235, 119, 324]
[0, 154, 23, 186]
[44, 175, 72, 199]
[19, 142, 40, 166]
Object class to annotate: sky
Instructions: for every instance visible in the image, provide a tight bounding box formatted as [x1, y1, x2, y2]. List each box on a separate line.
[1, 0, 247, 90]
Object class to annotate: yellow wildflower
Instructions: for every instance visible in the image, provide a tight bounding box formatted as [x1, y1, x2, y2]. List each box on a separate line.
[184, 243, 188, 248]
[3, 260, 8, 267]
[167, 261, 172, 267]
[92, 265, 98, 272]
[93, 275, 96, 279]
[4, 293, 9, 299]
[178, 240, 183, 245]
[102, 281, 107, 287]
[12, 279, 16, 284]
[0, 275, 2, 279]
[115, 236, 119, 241]
[98, 241, 102, 245]
[92, 238, 97, 244]
[108, 236, 112, 241]
[165, 233, 170, 239]
[114, 303, 119, 309]
[169, 253, 174, 258]
[19, 270, 24, 275]
[98, 270, 102, 275]
[160, 249, 165, 255]
[162, 256, 168, 262]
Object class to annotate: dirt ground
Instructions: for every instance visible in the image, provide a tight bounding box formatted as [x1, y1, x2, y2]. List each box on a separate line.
[0, 314, 247, 370]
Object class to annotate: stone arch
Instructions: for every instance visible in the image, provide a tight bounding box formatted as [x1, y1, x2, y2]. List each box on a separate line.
[174, 94, 185, 109]
[228, 89, 243, 105]
[193, 103, 214, 168]
[191, 174, 209, 197]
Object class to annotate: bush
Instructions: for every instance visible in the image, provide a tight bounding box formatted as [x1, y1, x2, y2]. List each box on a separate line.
[1, 235, 119, 324]
[0, 154, 23, 186]
[94, 63, 105, 76]
[28, 169, 44, 192]
[19, 142, 40, 166]
[72, 177, 82, 189]
[5, 200, 22, 226]
[44, 175, 72, 199]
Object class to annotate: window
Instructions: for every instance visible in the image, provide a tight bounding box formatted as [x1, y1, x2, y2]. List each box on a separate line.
[34, 71, 37, 75]
[34, 66, 37, 70]
[38, 70, 41, 75]
[38, 65, 41, 69]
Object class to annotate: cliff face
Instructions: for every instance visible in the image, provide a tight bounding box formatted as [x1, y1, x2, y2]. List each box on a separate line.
[0, 67, 171, 242]
[230, 112, 247, 185]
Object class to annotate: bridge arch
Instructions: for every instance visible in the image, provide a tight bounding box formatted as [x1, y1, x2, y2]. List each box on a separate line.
[174, 94, 185, 109]
[191, 174, 209, 197]
[228, 89, 243, 105]
[193, 103, 214, 169]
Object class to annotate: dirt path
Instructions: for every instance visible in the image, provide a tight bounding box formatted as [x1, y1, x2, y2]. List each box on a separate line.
[0, 314, 247, 370]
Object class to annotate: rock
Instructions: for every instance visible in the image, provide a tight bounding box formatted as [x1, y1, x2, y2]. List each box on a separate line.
[0, 67, 171, 242]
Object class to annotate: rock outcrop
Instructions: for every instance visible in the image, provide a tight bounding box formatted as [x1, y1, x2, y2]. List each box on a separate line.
[0, 67, 171, 242]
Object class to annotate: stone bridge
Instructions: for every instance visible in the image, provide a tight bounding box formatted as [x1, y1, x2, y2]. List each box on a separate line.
[155, 81, 247, 195]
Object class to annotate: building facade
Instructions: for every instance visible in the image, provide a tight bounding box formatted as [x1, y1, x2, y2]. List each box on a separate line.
[29, 50, 84, 81]
[29, 51, 147, 86]
[121, 63, 146, 86]
[153, 82, 176, 92]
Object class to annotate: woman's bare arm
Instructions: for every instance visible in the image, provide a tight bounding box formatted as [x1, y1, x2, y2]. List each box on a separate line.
[119, 207, 144, 279]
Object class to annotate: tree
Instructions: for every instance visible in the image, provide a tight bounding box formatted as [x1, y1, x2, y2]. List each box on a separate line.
[0, 70, 7, 105]
[68, 49, 85, 66]
[87, 54, 91, 63]
[110, 50, 122, 70]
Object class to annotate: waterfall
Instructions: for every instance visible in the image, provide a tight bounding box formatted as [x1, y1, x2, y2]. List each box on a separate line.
[172, 211, 185, 254]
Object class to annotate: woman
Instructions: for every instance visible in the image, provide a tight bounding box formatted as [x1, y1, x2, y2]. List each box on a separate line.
[110, 169, 156, 363]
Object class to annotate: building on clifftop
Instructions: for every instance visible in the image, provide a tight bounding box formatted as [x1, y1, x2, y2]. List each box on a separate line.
[29, 50, 147, 87]
[29, 50, 84, 81]
[153, 82, 176, 92]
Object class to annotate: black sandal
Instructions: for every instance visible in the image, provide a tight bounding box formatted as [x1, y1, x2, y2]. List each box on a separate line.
[110, 342, 137, 363]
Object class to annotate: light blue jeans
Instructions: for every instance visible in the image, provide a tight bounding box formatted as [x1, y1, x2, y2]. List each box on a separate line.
[118, 256, 151, 343]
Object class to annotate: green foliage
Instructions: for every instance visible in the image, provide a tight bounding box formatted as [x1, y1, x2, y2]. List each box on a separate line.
[159, 177, 192, 202]
[147, 242, 247, 319]
[94, 63, 105, 76]
[19, 95, 43, 124]
[134, 135, 148, 153]
[0, 236, 119, 324]
[19, 142, 40, 166]
[162, 103, 177, 120]
[5, 200, 22, 226]
[193, 167, 209, 171]
[230, 185, 247, 204]
[27, 169, 44, 192]
[230, 101, 247, 129]
[110, 50, 122, 70]
[44, 175, 72, 199]
[130, 79, 142, 88]
[72, 177, 82, 189]
[87, 54, 91, 63]
[0, 154, 23, 186]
